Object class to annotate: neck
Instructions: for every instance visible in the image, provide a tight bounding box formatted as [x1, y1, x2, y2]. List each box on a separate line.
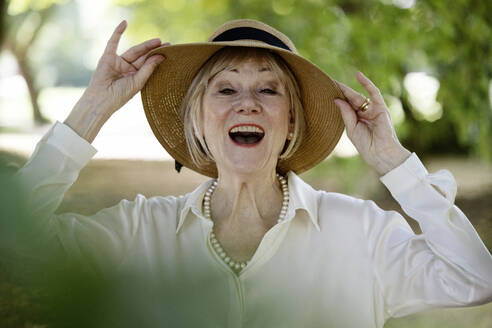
[211, 167, 284, 229]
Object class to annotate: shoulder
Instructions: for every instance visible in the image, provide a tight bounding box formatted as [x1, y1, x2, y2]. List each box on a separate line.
[289, 172, 385, 227]
[289, 170, 376, 215]
[134, 193, 187, 212]
[97, 191, 191, 232]
[316, 189, 381, 228]
[317, 190, 381, 216]
[290, 172, 409, 236]
[318, 189, 412, 247]
[113, 193, 183, 212]
[289, 172, 413, 259]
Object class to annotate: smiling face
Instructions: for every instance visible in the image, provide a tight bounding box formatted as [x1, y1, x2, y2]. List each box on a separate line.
[201, 58, 292, 175]
[181, 47, 305, 176]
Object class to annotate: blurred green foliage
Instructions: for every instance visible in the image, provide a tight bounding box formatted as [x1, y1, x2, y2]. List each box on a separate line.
[0, 155, 231, 328]
[1, 2, 491, 326]
[2, 0, 491, 159]
[1, 151, 491, 327]
[114, 0, 492, 161]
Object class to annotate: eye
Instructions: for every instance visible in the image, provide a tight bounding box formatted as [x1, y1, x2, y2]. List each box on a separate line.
[219, 88, 235, 95]
[260, 88, 277, 95]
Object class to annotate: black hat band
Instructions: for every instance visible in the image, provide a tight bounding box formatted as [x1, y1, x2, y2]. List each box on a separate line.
[212, 27, 292, 52]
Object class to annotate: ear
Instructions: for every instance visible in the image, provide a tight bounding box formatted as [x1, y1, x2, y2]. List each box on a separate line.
[288, 113, 295, 133]
[287, 122, 295, 141]
[289, 108, 295, 124]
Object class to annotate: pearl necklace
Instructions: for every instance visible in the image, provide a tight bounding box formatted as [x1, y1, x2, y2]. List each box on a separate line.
[203, 173, 290, 273]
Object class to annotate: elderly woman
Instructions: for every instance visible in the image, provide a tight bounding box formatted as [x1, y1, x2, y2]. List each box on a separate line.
[15, 19, 492, 327]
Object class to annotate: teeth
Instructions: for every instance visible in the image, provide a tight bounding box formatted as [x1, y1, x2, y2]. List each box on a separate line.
[230, 125, 264, 134]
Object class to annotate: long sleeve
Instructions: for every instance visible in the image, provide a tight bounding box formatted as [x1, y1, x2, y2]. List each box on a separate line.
[13, 122, 149, 273]
[371, 153, 492, 319]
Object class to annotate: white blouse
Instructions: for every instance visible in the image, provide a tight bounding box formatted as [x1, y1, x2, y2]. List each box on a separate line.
[15, 122, 492, 327]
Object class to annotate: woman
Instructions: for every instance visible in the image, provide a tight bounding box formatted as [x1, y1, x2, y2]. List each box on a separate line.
[16, 19, 492, 327]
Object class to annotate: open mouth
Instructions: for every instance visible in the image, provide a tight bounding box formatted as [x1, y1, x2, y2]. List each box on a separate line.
[228, 124, 265, 146]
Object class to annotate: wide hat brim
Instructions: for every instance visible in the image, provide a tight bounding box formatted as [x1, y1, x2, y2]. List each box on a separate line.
[141, 39, 346, 178]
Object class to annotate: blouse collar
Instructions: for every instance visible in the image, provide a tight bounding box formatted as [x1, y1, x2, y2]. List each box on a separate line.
[176, 171, 321, 234]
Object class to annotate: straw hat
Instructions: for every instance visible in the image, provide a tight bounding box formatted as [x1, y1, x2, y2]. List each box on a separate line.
[141, 19, 345, 178]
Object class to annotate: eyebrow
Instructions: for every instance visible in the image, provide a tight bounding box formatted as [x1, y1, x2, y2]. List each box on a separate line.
[263, 79, 280, 87]
[213, 78, 280, 87]
[227, 66, 272, 73]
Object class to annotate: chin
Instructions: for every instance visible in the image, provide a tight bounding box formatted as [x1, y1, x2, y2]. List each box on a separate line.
[215, 143, 282, 176]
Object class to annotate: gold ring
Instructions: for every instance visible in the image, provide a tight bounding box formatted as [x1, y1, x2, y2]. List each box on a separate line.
[358, 98, 371, 112]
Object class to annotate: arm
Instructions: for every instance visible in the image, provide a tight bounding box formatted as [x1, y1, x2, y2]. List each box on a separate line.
[11, 21, 167, 273]
[65, 20, 165, 143]
[334, 73, 492, 317]
[371, 154, 492, 318]
[14, 122, 158, 274]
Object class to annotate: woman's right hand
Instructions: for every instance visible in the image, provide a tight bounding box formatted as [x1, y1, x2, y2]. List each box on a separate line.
[64, 20, 166, 143]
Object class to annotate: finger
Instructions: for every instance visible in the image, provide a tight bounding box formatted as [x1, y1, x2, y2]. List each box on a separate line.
[118, 58, 138, 75]
[334, 98, 357, 133]
[356, 72, 384, 104]
[132, 55, 165, 89]
[334, 80, 367, 109]
[105, 20, 127, 55]
[132, 54, 150, 70]
[121, 38, 162, 63]
[132, 42, 171, 69]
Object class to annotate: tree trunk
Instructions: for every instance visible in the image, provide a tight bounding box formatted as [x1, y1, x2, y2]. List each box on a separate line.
[4, 7, 55, 126]
[16, 56, 49, 124]
[0, 0, 7, 45]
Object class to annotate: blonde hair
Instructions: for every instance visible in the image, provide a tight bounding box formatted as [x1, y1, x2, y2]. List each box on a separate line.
[181, 47, 306, 169]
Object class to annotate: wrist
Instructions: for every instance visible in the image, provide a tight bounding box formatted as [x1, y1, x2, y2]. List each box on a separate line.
[374, 146, 411, 176]
[64, 97, 111, 143]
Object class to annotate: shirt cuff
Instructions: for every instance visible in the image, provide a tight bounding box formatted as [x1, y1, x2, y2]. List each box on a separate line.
[379, 153, 427, 196]
[44, 121, 97, 167]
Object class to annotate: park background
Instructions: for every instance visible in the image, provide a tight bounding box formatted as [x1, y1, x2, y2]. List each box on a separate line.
[0, 0, 491, 326]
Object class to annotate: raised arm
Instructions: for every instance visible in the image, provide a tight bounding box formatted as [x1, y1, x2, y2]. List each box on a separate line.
[64, 20, 166, 143]
[334, 73, 492, 318]
[12, 22, 169, 272]
[371, 153, 492, 318]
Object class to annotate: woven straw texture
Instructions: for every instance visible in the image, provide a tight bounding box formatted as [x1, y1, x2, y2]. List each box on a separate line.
[141, 30, 345, 178]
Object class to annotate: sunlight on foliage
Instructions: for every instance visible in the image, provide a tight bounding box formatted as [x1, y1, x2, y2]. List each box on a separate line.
[272, 0, 295, 15]
[404, 72, 442, 122]
[8, 0, 66, 15]
[386, 95, 406, 125]
[162, 0, 185, 12]
[2, 0, 492, 161]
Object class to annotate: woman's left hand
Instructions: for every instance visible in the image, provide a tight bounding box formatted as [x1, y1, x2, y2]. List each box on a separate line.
[334, 72, 411, 176]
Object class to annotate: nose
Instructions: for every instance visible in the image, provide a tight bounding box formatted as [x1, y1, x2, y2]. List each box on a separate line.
[233, 91, 262, 114]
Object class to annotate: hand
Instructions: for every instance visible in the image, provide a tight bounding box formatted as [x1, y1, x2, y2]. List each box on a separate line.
[334, 72, 411, 175]
[65, 20, 167, 142]
[84, 20, 166, 116]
